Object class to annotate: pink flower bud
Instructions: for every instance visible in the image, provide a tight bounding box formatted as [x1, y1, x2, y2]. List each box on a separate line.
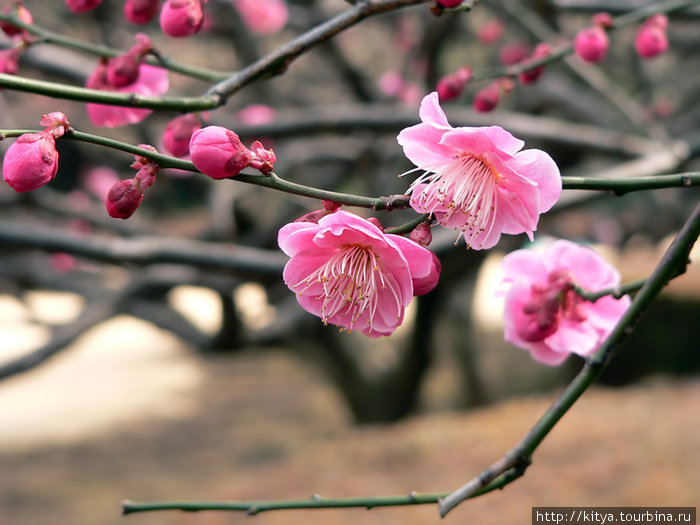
[124, 0, 160, 24]
[131, 144, 159, 189]
[409, 221, 433, 247]
[189, 126, 252, 179]
[162, 113, 202, 157]
[635, 15, 669, 59]
[65, 0, 102, 13]
[473, 82, 500, 112]
[294, 209, 328, 224]
[436, 66, 472, 102]
[322, 200, 341, 212]
[160, 0, 204, 38]
[574, 25, 609, 63]
[247, 140, 276, 174]
[2, 132, 59, 192]
[477, 18, 504, 45]
[1, 4, 32, 37]
[106, 178, 144, 219]
[518, 42, 552, 85]
[106, 54, 140, 87]
[591, 12, 613, 29]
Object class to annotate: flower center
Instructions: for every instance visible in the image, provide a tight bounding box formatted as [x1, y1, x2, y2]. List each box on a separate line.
[519, 270, 588, 342]
[294, 245, 400, 332]
[409, 154, 502, 248]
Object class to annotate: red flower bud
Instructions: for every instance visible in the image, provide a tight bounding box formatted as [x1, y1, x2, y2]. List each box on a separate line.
[124, 0, 160, 24]
[106, 179, 144, 219]
[189, 126, 252, 179]
[473, 83, 500, 113]
[65, 0, 102, 13]
[436, 67, 472, 102]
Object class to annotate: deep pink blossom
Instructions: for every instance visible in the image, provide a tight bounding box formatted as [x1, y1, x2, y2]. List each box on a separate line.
[278, 210, 440, 337]
[66, 0, 102, 13]
[397, 92, 561, 249]
[232, 0, 288, 35]
[1, 4, 32, 37]
[635, 15, 669, 59]
[574, 17, 609, 63]
[160, 0, 205, 37]
[499, 43, 530, 66]
[500, 240, 630, 365]
[125, 0, 160, 24]
[247, 140, 276, 174]
[189, 126, 252, 179]
[436, 67, 472, 102]
[86, 60, 169, 127]
[162, 113, 202, 157]
[106, 34, 153, 88]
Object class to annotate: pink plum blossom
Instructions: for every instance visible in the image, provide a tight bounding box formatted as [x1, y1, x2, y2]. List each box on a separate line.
[84, 166, 120, 201]
[518, 43, 552, 85]
[106, 33, 153, 88]
[500, 240, 630, 365]
[278, 210, 440, 337]
[86, 60, 169, 127]
[236, 104, 276, 126]
[398, 92, 561, 249]
[232, 0, 288, 35]
[124, 0, 160, 24]
[189, 126, 252, 179]
[65, 0, 102, 13]
[477, 18, 504, 45]
[160, 0, 205, 37]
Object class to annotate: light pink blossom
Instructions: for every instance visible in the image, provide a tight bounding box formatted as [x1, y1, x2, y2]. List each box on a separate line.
[232, 0, 288, 35]
[86, 60, 169, 127]
[500, 240, 630, 365]
[278, 210, 440, 337]
[398, 92, 561, 249]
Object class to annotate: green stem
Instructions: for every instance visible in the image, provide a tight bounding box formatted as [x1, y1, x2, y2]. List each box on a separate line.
[0, 73, 221, 111]
[575, 278, 647, 302]
[561, 173, 700, 195]
[0, 13, 228, 82]
[438, 201, 700, 517]
[121, 463, 523, 516]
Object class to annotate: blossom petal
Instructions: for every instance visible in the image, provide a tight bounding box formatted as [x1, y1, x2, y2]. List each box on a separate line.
[387, 234, 440, 296]
[277, 221, 321, 257]
[508, 148, 562, 212]
[418, 91, 451, 129]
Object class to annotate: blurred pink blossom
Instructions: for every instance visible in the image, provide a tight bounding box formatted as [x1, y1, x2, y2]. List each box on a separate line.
[124, 0, 160, 24]
[86, 61, 169, 127]
[477, 18, 504, 45]
[635, 14, 668, 59]
[397, 92, 561, 249]
[232, 0, 288, 35]
[236, 104, 276, 126]
[436, 67, 472, 102]
[278, 210, 440, 337]
[84, 166, 120, 201]
[162, 113, 202, 157]
[500, 240, 630, 365]
[1, 4, 32, 37]
[65, 0, 102, 13]
[574, 14, 611, 63]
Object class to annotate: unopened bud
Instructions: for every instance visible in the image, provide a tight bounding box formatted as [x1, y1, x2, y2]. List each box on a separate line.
[106, 179, 144, 219]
